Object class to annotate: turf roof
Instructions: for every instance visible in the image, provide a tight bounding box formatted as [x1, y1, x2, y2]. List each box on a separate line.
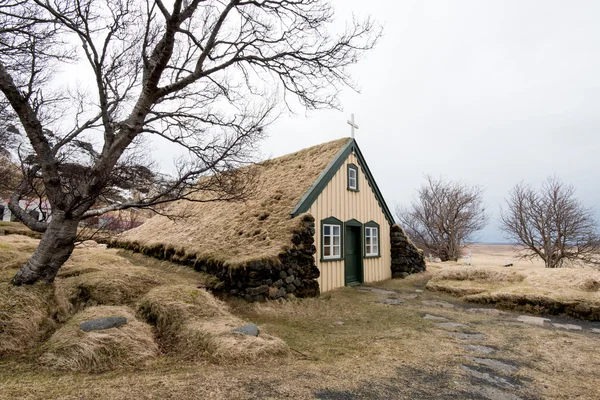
[120, 137, 351, 266]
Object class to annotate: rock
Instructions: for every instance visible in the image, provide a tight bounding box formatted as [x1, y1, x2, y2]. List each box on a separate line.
[435, 322, 469, 329]
[376, 298, 405, 305]
[447, 332, 486, 341]
[392, 272, 409, 279]
[285, 275, 294, 284]
[464, 356, 519, 373]
[286, 283, 297, 293]
[80, 316, 128, 332]
[273, 279, 284, 288]
[460, 365, 520, 390]
[591, 328, 600, 334]
[274, 288, 286, 299]
[415, 289, 424, 293]
[233, 323, 259, 336]
[334, 321, 345, 326]
[552, 323, 582, 331]
[516, 315, 550, 326]
[247, 285, 269, 296]
[503, 263, 514, 267]
[421, 300, 455, 309]
[460, 344, 496, 354]
[279, 271, 287, 279]
[468, 385, 524, 400]
[466, 308, 506, 316]
[423, 314, 448, 321]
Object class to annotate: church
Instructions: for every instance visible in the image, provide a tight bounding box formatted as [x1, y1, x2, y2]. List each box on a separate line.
[115, 131, 425, 300]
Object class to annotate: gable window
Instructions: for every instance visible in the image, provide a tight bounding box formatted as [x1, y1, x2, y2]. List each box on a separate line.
[347, 164, 359, 191]
[364, 221, 380, 258]
[321, 217, 343, 261]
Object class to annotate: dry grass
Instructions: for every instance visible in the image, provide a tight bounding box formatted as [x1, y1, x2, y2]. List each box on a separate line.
[138, 285, 289, 362]
[0, 222, 42, 239]
[40, 305, 159, 372]
[426, 245, 600, 319]
[0, 235, 210, 358]
[120, 138, 350, 266]
[0, 234, 39, 270]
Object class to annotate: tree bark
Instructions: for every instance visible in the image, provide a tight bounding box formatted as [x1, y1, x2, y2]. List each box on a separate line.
[11, 211, 79, 285]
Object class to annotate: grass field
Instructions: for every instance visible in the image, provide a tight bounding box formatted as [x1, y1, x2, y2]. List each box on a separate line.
[1, 237, 599, 399]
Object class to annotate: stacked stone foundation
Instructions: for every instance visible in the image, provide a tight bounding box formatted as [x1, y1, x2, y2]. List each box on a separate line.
[390, 224, 426, 278]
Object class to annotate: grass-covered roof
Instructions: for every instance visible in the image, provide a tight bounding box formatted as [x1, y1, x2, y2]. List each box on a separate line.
[120, 137, 351, 266]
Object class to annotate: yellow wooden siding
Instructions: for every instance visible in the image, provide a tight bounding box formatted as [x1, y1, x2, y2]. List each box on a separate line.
[308, 152, 392, 292]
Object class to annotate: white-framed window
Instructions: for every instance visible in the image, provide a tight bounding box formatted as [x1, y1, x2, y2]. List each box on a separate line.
[323, 224, 341, 259]
[348, 166, 358, 190]
[365, 226, 379, 256]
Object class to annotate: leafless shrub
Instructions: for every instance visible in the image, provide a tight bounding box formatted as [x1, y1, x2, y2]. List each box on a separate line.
[500, 177, 600, 268]
[396, 175, 488, 262]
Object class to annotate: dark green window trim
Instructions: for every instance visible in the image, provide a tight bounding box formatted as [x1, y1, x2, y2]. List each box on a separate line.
[364, 220, 381, 258]
[347, 163, 359, 192]
[320, 216, 343, 262]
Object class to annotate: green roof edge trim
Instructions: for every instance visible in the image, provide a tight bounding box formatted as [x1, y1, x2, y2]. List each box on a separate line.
[290, 138, 395, 226]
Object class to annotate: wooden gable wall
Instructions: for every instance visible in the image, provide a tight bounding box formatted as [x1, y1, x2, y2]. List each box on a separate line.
[308, 152, 392, 292]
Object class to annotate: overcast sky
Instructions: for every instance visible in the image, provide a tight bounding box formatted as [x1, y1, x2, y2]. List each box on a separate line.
[255, 0, 600, 243]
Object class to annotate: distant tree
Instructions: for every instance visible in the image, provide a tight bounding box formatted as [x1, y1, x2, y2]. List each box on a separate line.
[0, 0, 380, 285]
[396, 175, 488, 262]
[500, 177, 600, 268]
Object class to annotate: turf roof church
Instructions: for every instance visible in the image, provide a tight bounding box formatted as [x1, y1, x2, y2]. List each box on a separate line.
[118, 135, 425, 299]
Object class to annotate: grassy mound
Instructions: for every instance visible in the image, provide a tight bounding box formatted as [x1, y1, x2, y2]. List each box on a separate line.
[427, 264, 600, 320]
[138, 285, 289, 362]
[0, 283, 66, 355]
[40, 306, 159, 372]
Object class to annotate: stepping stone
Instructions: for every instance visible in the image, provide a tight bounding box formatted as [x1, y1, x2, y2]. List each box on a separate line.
[396, 293, 418, 300]
[233, 323, 259, 336]
[464, 356, 519, 373]
[552, 323, 582, 331]
[421, 300, 455, 309]
[467, 308, 507, 316]
[357, 287, 397, 295]
[460, 365, 519, 390]
[435, 322, 469, 330]
[516, 315, 550, 326]
[423, 314, 448, 321]
[460, 344, 496, 354]
[376, 298, 404, 305]
[468, 384, 524, 400]
[448, 332, 486, 341]
[591, 328, 600, 334]
[415, 289, 424, 293]
[334, 321, 345, 326]
[80, 316, 127, 332]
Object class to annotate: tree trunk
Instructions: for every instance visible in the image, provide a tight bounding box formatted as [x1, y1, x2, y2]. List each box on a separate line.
[11, 211, 79, 285]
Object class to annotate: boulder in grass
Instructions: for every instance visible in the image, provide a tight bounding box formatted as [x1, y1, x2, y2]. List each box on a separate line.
[233, 323, 259, 337]
[80, 316, 127, 332]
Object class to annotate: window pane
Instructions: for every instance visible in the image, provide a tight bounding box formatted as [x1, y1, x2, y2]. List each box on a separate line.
[332, 245, 340, 256]
[324, 246, 330, 256]
[333, 236, 339, 246]
[324, 225, 330, 235]
[372, 228, 378, 237]
[324, 236, 330, 246]
[333, 226, 340, 236]
[365, 237, 371, 246]
[373, 244, 378, 254]
[366, 244, 371, 254]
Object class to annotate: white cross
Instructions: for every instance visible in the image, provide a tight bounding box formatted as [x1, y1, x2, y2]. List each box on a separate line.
[347, 113, 359, 139]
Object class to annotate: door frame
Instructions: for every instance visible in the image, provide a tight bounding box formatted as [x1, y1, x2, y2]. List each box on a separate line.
[344, 219, 363, 285]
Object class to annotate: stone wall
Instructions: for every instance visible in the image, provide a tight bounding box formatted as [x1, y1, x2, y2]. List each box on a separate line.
[108, 214, 320, 302]
[390, 224, 426, 278]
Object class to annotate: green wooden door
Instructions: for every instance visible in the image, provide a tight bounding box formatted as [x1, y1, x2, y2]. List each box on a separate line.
[345, 226, 362, 285]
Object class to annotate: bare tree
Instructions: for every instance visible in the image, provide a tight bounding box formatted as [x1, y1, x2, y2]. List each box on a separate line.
[0, 0, 380, 285]
[396, 175, 488, 262]
[500, 177, 600, 268]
